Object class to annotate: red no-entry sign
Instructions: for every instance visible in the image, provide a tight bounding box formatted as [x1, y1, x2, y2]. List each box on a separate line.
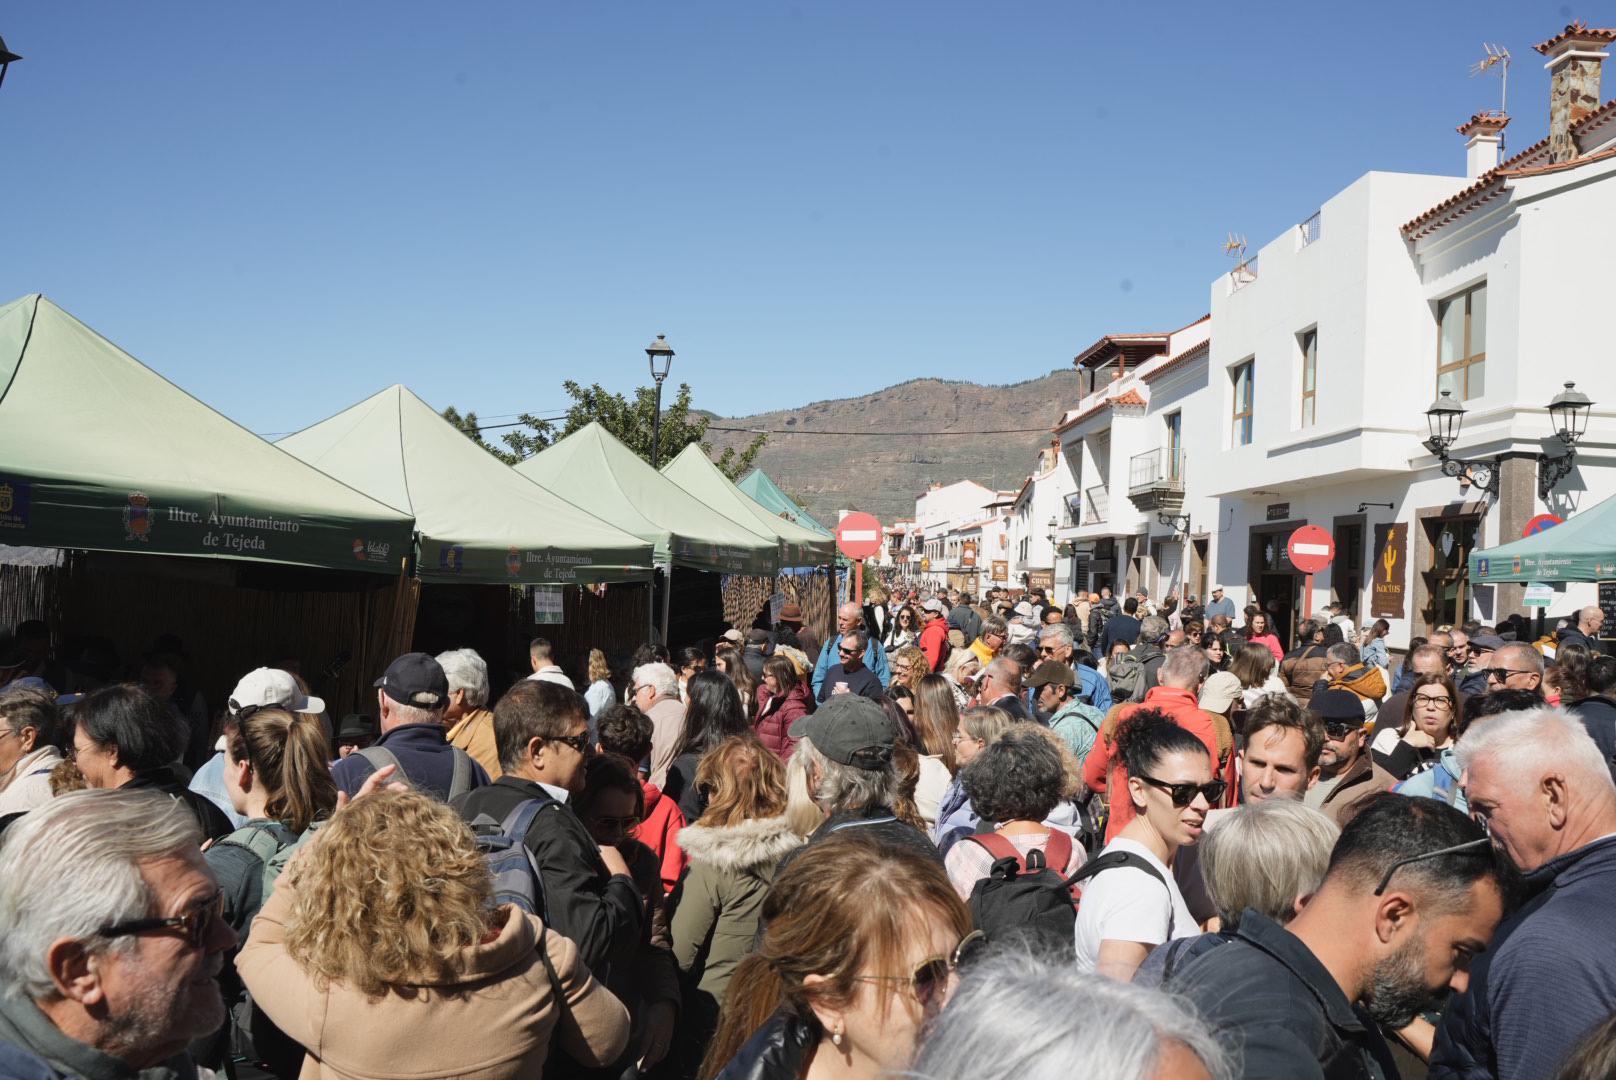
[1287, 525, 1335, 575]
[835, 512, 884, 561]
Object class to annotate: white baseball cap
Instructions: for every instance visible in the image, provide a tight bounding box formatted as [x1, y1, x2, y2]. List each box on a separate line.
[228, 667, 325, 716]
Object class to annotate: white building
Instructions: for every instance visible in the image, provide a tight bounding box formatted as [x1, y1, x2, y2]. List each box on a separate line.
[1006, 440, 1079, 601]
[1052, 316, 1212, 602]
[913, 479, 998, 591]
[1195, 23, 1616, 651]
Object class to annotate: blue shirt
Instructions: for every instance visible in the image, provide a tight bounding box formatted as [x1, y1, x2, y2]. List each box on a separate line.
[811, 633, 891, 695]
[1204, 596, 1237, 621]
[1076, 664, 1113, 711]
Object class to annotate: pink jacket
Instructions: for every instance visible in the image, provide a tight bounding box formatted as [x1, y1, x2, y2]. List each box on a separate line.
[753, 681, 813, 760]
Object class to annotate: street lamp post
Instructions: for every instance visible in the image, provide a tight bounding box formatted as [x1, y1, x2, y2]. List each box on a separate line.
[645, 334, 674, 468]
[1538, 381, 1594, 499]
[1423, 390, 1501, 498]
[0, 36, 22, 90]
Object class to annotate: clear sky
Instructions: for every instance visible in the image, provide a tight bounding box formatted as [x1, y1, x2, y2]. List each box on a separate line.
[0, 1, 1578, 437]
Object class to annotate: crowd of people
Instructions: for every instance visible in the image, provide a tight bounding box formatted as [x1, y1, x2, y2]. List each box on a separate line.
[0, 582, 1614, 1079]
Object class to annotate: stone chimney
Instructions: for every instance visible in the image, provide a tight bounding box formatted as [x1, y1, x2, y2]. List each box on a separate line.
[1534, 22, 1616, 164]
[1456, 112, 1509, 177]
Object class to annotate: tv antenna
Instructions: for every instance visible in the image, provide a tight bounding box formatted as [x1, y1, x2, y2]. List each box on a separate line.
[1471, 43, 1511, 153]
[1224, 232, 1255, 285]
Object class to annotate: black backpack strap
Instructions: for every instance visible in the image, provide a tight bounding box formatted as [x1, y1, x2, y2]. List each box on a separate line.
[1063, 849, 1175, 935]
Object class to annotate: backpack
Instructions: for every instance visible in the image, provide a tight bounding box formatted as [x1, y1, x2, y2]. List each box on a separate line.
[966, 830, 1081, 957]
[458, 796, 564, 916]
[212, 820, 304, 900]
[358, 744, 475, 802]
[1108, 651, 1146, 703]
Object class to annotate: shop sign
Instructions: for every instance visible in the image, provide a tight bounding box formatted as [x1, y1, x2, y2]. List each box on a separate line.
[1371, 522, 1407, 619]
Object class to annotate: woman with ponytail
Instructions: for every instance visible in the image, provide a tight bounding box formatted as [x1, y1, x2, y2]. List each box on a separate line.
[201, 705, 339, 1072]
[1072, 707, 1219, 982]
[700, 832, 976, 1080]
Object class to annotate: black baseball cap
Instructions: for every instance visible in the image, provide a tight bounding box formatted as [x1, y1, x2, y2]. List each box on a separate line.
[374, 652, 449, 709]
[789, 694, 897, 769]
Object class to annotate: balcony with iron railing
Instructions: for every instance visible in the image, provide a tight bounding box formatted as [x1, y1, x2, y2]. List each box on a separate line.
[1297, 211, 1321, 248]
[1127, 447, 1185, 512]
[1082, 485, 1109, 525]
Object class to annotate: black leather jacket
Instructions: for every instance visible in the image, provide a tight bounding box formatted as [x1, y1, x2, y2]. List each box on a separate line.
[712, 1008, 817, 1080]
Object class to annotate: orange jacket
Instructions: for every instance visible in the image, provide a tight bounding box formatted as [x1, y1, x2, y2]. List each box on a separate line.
[1082, 685, 1235, 843]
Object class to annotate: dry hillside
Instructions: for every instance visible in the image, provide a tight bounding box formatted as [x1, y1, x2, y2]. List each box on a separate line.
[705, 369, 1083, 525]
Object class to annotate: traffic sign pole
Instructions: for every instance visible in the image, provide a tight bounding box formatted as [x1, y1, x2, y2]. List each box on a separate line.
[1303, 573, 1313, 620]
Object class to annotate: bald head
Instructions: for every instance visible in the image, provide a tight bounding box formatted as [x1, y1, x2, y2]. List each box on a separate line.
[1580, 605, 1607, 635]
[837, 603, 862, 634]
[1496, 643, 1544, 675]
[1409, 645, 1448, 678]
[1159, 646, 1209, 690]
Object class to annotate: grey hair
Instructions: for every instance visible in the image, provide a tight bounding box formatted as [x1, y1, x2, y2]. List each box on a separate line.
[1038, 624, 1074, 648]
[1495, 642, 1544, 675]
[0, 790, 201, 999]
[384, 698, 445, 726]
[1202, 799, 1339, 930]
[795, 735, 896, 814]
[435, 647, 490, 708]
[1326, 642, 1360, 665]
[980, 616, 1008, 639]
[904, 952, 1233, 1080]
[1139, 615, 1169, 642]
[1456, 707, 1613, 796]
[1159, 646, 1209, 689]
[632, 662, 679, 700]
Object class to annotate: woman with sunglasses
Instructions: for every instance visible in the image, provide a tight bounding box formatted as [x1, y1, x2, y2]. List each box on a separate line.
[671, 735, 805, 1073]
[241, 787, 630, 1078]
[1371, 672, 1459, 781]
[1074, 709, 1217, 982]
[885, 603, 921, 654]
[701, 832, 975, 1080]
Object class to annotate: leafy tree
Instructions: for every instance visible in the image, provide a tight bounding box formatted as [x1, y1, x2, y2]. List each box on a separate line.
[442, 380, 766, 480]
[440, 406, 519, 465]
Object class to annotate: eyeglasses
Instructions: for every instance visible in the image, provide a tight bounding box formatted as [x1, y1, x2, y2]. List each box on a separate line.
[631, 684, 653, 696]
[1135, 774, 1227, 808]
[1373, 837, 1492, 896]
[97, 891, 224, 950]
[838, 647, 860, 657]
[854, 929, 986, 1009]
[1037, 645, 1061, 656]
[1322, 720, 1360, 740]
[1481, 667, 1537, 684]
[1413, 694, 1454, 710]
[547, 731, 592, 755]
[587, 814, 642, 832]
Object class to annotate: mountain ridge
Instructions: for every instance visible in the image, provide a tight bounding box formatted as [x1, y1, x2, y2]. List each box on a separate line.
[704, 368, 1082, 525]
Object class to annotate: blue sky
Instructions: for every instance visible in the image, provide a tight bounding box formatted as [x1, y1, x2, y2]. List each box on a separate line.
[0, 1, 1580, 436]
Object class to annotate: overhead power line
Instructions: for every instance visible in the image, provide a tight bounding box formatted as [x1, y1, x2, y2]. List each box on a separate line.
[704, 424, 1055, 437]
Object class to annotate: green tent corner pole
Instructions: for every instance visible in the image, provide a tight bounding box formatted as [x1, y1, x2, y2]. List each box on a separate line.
[660, 565, 673, 647]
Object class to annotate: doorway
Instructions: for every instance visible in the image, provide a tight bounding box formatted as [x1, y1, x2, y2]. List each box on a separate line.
[1420, 514, 1482, 630]
[1248, 520, 1304, 650]
[1331, 516, 1366, 622]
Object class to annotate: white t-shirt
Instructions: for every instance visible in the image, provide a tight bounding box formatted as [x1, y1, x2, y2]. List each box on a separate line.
[914, 754, 953, 829]
[1073, 837, 1198, 973]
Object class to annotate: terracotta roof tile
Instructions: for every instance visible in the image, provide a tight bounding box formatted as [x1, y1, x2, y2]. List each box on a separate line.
[1111, 389, 1147, 407]
[1533, 22, 1616, 54]
[1456, 111, 1510, 136]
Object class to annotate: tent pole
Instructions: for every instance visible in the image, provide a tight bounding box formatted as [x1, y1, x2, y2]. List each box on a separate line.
[660, 564, 674, 647]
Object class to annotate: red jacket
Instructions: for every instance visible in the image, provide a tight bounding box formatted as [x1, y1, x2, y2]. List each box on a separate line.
[630, 777, 687, 896]
[1082, 685, 1235, 843]
[753, 681, 813, 760]
[919, 618, 951, 671]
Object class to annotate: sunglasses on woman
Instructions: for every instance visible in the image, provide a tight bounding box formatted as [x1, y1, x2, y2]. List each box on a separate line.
[1136, 775, 1227, 808]
[855, 929, 986, 1009]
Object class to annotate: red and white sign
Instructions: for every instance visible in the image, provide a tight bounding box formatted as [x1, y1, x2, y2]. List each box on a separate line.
[835, 512, 884, 560]
[1287, 525, 1335, 575]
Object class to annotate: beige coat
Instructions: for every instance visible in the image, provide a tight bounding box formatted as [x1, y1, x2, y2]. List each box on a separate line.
[240, 878, 630, 1079]
[446, 707, 502, 779]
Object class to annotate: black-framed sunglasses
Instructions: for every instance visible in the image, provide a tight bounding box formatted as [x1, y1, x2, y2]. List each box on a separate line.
[97, 891, 224, 950]
[1322, 719, 1361, 740]
[1374, 837, 1491, 896]
[1136, 774, 1227, 808]
[547, 731, 592, 755]
[854, 929, 986, 1008]
[1481, 667, 1535, 684]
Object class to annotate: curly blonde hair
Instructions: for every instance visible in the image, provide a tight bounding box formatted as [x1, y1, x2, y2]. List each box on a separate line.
[283, 788, 494, 998]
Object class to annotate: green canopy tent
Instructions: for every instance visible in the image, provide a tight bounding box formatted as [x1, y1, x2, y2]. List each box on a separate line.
[278, 386, 655, 584]
[1469, 497, 1616, 583]
[514, 424, 781, 641]
[736, 468, 832, 535]
[0, 294, 414, 572]
[660, 444, 836, 568]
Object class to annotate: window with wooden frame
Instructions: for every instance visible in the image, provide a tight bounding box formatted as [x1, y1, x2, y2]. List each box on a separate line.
[1231, 360, 1255, 446]
[1436, 283, 1486, 400]
[1299, 329, 1318, 427]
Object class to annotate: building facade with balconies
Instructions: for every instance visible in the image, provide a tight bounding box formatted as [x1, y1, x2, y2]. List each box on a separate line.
[1006, 441, 1078, 600]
